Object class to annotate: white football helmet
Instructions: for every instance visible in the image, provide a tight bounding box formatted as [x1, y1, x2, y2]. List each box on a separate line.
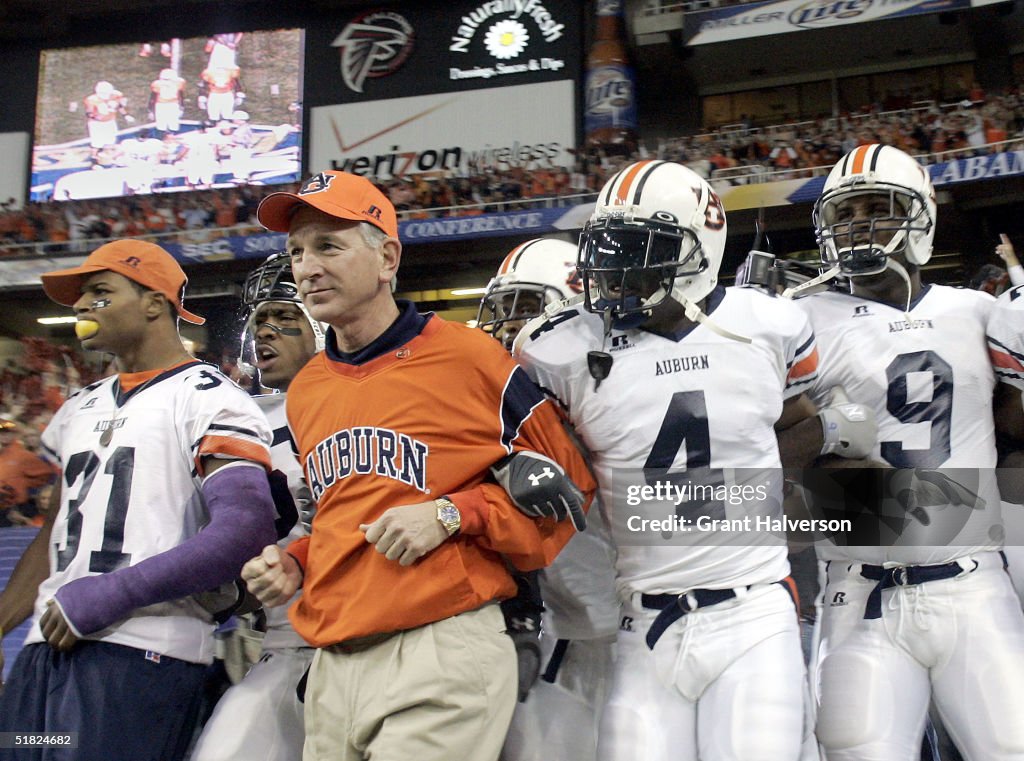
[238, 252, 326, 378]
[814, 144, 936, 276]
[579, 160, 727, 321]
[477, 238, 581, 350]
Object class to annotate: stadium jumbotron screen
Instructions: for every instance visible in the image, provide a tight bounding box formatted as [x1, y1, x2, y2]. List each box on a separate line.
[31, 28, 304, 202]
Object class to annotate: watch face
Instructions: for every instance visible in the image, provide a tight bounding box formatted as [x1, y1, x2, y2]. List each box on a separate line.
[437, 502, 460, 535]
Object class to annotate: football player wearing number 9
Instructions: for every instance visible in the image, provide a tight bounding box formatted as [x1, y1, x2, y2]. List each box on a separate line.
[189, 251, 325, 761]
[0, 240, 277, 761]
[796, 143, 1024, 759]
[515, 159, 827, 761]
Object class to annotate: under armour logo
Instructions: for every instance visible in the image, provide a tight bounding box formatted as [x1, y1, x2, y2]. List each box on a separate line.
[300, 172, 335, 195]
[509, 616, 538, 632]
[121, 256, 142, 268]
[528, 467, 555, 486]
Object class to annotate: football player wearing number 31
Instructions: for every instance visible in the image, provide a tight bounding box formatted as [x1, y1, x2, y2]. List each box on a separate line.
[795, 143, 1024, 759]
[0, 240, 278, 761]
[515, 160, 858, 760]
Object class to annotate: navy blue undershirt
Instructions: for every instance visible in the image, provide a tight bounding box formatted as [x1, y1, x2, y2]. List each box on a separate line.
[324, 299, 431, 365]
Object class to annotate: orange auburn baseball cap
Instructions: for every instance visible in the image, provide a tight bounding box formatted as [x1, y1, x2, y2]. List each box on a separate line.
[40, 239, 206, 325]
[257, 170, 398, 238]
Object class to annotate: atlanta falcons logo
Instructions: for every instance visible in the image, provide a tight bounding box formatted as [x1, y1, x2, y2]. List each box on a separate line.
[332, 11, 415, 93]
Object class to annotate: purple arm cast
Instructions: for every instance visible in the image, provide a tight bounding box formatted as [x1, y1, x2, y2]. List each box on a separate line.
[54, 464, 276, 636]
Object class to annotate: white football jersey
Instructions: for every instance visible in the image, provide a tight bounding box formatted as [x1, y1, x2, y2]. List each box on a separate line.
[799, 284, 1000, 564]
[518, 287, 817, 596]
[253, 393, 313, 649]
[987, 284, 1024, 391]
[33, 362, 272, 664]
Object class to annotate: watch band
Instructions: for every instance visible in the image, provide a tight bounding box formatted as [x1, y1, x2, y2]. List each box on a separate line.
[435, 496, 461, 537]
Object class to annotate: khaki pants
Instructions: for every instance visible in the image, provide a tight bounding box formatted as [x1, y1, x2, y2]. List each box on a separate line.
[303, 603, 517, 761]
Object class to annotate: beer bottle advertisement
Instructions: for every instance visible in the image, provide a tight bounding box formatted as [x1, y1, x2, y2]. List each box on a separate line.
[584, 0, 638, 151]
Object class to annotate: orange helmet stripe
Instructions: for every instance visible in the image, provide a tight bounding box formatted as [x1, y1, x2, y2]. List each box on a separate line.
[850, 144, 871, 175]
[614, 160, 657, 204]
[498, 242, 530, 275]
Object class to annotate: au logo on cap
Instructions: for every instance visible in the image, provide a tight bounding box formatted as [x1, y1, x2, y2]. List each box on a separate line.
[300, 173, 335, 195]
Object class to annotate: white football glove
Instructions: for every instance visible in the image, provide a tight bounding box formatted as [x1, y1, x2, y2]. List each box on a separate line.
[887, 468, 986, 526]
[492, 451, 587, 531]
[818, 387, 877, 459]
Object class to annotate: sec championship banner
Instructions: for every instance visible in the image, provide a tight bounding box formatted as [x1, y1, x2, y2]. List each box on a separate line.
[309, 80, 575, 180]
[684, 0, 969, 45]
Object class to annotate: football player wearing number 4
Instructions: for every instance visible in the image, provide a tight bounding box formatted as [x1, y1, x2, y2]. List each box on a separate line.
[0, 240, 277, 761]
[515, 160, 869, 761]
[189, 252, 325, 761]
[792, 143, 1024, 759]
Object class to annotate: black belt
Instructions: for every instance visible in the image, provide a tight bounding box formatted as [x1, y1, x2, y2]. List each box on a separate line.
[641, 578, 798, 650]
[859, 561, 971, 620]
[540, 638, 570, 683]
[642, 588, 739, 650]
[328, 630, 398, 654]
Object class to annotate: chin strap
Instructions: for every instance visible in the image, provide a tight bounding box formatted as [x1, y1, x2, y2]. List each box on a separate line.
[883, 257, 916, 318]
[782, 264, 841, 299]
[679, 296, 752, 344]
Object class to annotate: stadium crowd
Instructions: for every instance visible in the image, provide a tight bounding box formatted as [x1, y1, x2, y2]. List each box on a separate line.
[3, 87, 1024, 257]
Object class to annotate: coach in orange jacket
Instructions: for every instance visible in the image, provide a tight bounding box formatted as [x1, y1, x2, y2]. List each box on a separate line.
[242, 170, 596, 761]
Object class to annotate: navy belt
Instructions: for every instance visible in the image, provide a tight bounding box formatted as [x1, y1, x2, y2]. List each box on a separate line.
[641, 578, 798, 650]
[541, 638, 570, 683]
[859, 561, 972, 620]
[642, 588, 739, 649]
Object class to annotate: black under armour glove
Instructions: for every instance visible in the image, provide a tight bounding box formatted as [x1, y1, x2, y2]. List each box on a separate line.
[501, 572, 545, 703]
[492, 451, 587, 531]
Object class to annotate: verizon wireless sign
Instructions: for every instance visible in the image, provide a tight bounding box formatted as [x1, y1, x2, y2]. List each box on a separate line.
[309, 80, 575, 180]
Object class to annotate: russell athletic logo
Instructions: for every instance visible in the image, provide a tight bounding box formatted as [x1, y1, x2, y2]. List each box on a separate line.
[332, 11, 415, 93]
